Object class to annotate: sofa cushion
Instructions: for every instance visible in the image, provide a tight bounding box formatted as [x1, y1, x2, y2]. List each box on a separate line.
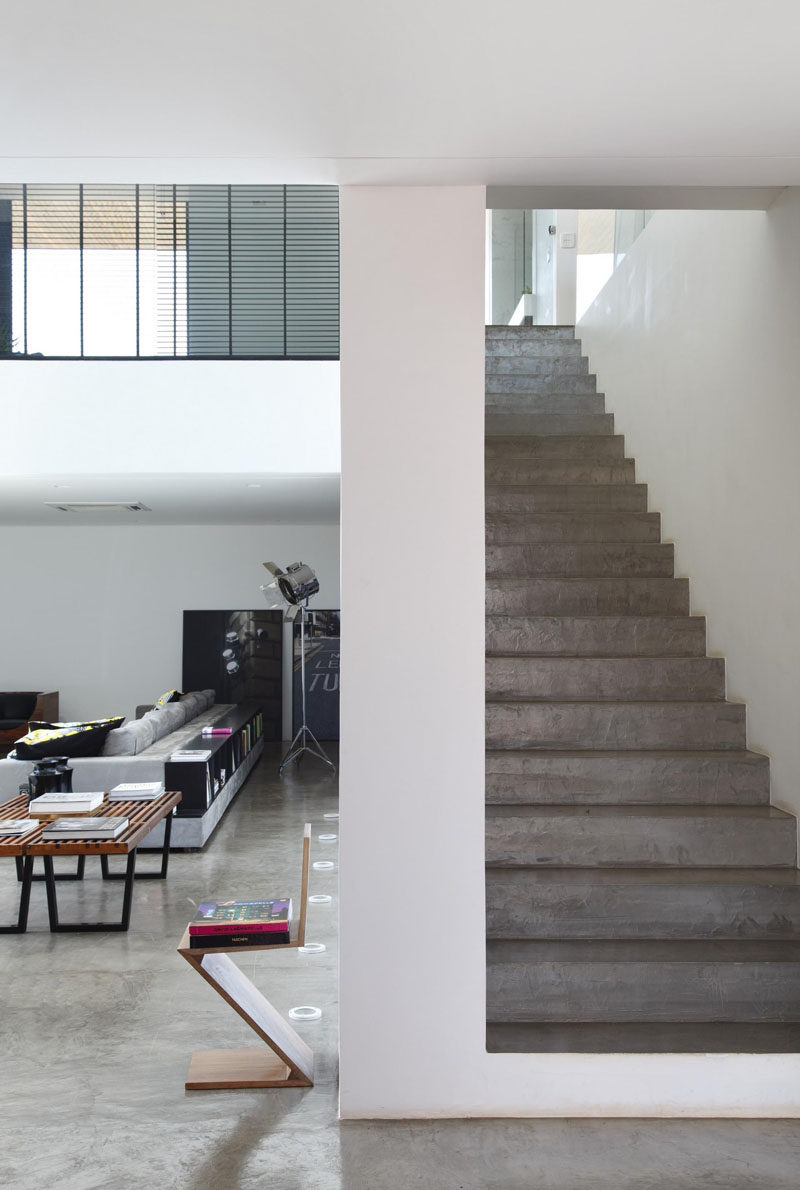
[13, 716, 125, 759]
[143, 703, 186, 740]
[102, 716, 159, 757]
[179, 692, 204, 719]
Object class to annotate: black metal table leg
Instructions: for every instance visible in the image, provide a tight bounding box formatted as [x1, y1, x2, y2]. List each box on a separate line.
[0, 856, 33, 933]
[101, 812, 172, 880]
[46, 849, 138, 932]
[21, 855, 85, 882]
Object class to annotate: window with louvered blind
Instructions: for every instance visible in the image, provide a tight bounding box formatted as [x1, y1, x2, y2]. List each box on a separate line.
[0, 184, 339, 359]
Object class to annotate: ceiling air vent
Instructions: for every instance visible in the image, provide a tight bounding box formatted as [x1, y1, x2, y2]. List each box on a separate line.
[44, 501, 152, 513]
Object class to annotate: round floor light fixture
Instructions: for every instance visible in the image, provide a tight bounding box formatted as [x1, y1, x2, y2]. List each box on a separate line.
[289, 1005, 322, 1022]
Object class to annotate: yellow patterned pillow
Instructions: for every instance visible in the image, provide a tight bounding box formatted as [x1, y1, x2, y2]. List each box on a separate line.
[155, 690, 182, 707]
[14, 716, 125, 759]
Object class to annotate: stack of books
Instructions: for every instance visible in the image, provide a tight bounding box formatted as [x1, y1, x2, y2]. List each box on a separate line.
[188, 898, 292, 949]
[0, 818, 37, 835]
[108, 781, 164, 802]
[41, 817, 129, 840]
[29, 791, 104, 815]
[170, 748, 212, 762]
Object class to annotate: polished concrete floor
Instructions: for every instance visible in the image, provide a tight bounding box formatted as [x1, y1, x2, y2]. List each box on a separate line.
[2, 745, 800, 1190]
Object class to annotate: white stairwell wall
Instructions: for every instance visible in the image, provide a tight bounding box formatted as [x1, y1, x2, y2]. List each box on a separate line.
[338, 184, 800, 1118]
[578, 190, 800, 837]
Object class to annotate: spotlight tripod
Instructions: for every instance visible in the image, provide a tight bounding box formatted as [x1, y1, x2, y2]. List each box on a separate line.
[279, 601, 336, 776]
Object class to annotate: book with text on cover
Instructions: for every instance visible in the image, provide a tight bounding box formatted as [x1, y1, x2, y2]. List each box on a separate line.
[189, 929, 290, 950]
[189, 897, 292, 936]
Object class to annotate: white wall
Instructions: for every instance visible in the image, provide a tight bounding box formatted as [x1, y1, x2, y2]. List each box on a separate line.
[0, 523, 340, 737]
[338, 184, 800, 1119]
[579, 193, 800, 831]
[1, 360, 340, 476]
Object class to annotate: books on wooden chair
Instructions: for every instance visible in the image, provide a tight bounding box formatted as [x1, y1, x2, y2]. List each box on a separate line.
[189, 898, 292, 948]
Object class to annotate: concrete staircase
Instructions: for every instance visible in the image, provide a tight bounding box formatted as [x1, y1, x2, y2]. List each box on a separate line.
[485, 325, 800, 1053]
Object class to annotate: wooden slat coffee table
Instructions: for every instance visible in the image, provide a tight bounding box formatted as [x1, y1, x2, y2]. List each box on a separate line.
[25, 790, 181, 932]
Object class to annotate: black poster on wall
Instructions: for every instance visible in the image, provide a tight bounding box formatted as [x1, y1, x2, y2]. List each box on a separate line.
[293, 609, 340, 741]
[182, 609, 283, 740]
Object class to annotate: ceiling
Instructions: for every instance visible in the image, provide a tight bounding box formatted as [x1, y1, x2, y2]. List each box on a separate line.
[0, 474, 341, 526]
[3, 1, 800, 189]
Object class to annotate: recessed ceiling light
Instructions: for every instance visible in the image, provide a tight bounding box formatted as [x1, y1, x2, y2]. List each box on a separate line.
[52, 484, 72, 489]
[245, 483, 262, 489]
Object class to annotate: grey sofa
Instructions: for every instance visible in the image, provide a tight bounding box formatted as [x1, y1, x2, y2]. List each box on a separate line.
[0, 689, 225, 800]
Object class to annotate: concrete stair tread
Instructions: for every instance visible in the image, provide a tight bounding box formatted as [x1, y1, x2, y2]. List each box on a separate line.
[486, 512, 662, 544]
[485, 655, 726, 702]
[485, 748, 768, 764]
[485, 464, 636, 486]
[485, 864, 800, 886]
[486, 804, 793, 820]
[486, 1021, 800, 1053]
[483, 694, 742, 704]
[485, 483, 640, 491]
[487, 938, 800, 961]
[487, 651, 707, 659]
[486, 616, 707, 658]
[485, 434, 624, 451]
[486, 415, 614, 436]
[486, 544, 674, 578]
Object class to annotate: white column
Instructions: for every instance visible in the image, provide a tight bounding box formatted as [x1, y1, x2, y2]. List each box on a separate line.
[338, 186, 487, 1116]
[338, 186, 800, 1120]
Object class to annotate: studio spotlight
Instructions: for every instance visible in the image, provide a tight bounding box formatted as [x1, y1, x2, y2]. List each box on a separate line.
[261, 561, 335, 777]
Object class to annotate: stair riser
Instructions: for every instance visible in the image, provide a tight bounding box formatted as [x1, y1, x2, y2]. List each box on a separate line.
[485, 815, 796, 868]
[486, 339, 583, 360]
[486, 542, 670, 577]
[486, 615, 704, 657]
[487, 578, 689, 616]
[486, 657, 725, 702]
[486, 1021, 800, 1053]
[486, 875, 800, 939]
[486, 394, 606, 417]
[487, 375, 597, 395]
[486, 702, 747, 750]
[486, 961, 800, 1023]
[486, 413, 614, 436]
[486, 512, 661, 544]
[486, 486, 647, 514]
[486, 461, 634, 486]
[485, 435, 625, 461]
[484, 750, 770, 804]
[486, 393, 605, 417]
[487, 356, 589, 377]
[487, 327, 576, 342]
